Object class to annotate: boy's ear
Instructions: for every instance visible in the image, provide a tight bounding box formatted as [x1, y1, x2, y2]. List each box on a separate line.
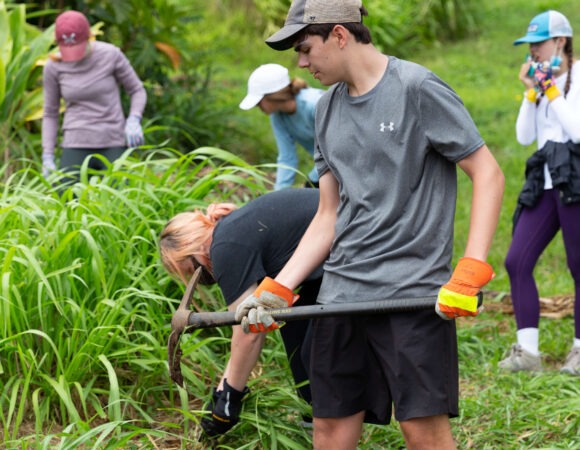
[332, 24, 350, 49]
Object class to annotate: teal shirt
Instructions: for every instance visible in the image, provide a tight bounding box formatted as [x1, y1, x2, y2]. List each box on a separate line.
[270, 88, 325, 190]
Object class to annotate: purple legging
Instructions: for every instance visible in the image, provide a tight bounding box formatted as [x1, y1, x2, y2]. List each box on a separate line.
[505, 189, 580, 339]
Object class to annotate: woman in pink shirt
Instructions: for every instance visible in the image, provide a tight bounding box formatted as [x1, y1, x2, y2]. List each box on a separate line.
[42, 10, 147, 185]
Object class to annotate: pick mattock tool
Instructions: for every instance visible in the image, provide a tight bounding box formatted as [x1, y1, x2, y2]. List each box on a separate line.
[168, 276, 438, 387]
[168, 266, 202, 387]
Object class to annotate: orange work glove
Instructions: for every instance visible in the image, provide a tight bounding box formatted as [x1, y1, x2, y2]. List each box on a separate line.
[234, 277, 297, 333]
[436, 257, 495, 320]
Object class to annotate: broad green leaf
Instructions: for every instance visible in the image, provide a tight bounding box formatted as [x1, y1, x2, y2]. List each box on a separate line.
[8, 4, 25, 58]
[0, 2, 10, 63]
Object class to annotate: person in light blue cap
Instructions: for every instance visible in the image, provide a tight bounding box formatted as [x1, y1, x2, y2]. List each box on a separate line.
[500, 10, 580, 375]
[240, 63, 325, 190]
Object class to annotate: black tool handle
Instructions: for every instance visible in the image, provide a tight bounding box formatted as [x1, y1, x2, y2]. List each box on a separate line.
[184, 297, 437, 331]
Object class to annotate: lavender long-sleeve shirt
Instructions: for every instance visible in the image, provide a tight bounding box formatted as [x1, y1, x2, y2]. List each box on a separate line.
[42, 41, 147, 156]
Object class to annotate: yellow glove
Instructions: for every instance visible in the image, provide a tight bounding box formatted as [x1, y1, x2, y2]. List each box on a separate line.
[234, 277, 297, 333]
[436, 257, 494, 320]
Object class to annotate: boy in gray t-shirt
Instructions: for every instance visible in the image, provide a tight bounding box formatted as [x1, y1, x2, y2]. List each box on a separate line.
[235, 1, 505, 448]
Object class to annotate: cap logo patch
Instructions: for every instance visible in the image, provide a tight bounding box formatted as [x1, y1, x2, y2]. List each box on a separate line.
[527, 24, 538, 32]
[61, 33, 77, 45]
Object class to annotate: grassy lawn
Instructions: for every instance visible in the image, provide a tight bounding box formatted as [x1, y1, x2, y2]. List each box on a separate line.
[416, 0, 580, 298]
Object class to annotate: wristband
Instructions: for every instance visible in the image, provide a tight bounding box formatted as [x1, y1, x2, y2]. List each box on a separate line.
[545, 85, 561, 102]
[525, 88, 537, 103]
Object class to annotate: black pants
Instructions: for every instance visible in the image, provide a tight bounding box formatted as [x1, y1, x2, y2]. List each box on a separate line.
[59, 146, 126, 188]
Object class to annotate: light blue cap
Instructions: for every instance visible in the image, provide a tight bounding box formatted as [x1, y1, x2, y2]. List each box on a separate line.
[513, 10, 573, 46]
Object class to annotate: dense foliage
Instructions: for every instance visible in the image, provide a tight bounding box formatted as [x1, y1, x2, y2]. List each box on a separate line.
[0, 2, 55, 176]
[254, 0, 483, 57]
[0, 149, 276, 448]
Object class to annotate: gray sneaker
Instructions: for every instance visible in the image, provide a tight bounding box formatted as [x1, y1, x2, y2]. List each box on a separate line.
[498, 344, 542, 372]
[561, 348, 580, 375]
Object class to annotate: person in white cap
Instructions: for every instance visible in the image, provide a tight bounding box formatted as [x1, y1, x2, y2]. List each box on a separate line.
[500, 10, 580, 375]
[42, 10, 147, 187]
[234, 0, 504, 449]
[240, 63, 324, 190]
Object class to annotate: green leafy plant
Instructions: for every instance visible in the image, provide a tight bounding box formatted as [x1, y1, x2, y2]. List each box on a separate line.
[0, 1, 55, 178]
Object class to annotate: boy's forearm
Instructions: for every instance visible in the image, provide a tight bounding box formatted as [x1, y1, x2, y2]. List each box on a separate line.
[465, 164, 505, 261]
[459, 145, 505, 261]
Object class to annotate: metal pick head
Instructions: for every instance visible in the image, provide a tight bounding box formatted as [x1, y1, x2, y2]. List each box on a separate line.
[168, 267, 202, 386]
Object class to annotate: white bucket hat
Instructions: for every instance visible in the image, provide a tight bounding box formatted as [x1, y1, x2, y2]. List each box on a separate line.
[239, 64, 291, 110]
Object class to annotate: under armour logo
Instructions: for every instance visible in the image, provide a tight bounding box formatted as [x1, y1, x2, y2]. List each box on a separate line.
[380, 122, 395, 132]
[61, 33, 77, 45]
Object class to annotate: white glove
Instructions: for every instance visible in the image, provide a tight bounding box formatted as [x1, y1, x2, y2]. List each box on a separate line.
[42, 154, 56, 178]
[124, 115, 144, 147]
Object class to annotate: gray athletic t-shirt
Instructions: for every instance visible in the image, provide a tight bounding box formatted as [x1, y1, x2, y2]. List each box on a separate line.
[314, 57, 484, 304]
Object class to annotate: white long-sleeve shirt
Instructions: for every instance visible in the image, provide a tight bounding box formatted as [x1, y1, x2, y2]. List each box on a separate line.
[515, 60, 580, 189]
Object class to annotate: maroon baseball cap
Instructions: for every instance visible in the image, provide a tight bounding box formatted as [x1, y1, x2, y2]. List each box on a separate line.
[55, 11, 91, 62]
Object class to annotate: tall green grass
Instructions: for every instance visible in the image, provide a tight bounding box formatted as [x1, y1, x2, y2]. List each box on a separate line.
[0, 148, 300, 448]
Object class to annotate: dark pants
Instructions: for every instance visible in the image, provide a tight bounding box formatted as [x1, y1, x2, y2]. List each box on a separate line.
[59, 146, 126, 187]
[505, 189, 580, 338]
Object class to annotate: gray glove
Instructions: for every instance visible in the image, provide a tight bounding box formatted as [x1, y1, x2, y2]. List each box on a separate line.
[234, 277, 295, 333]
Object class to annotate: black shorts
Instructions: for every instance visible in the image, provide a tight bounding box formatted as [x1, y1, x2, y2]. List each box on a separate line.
[309, 308, 459, 424]
[276, 279, 320, 405]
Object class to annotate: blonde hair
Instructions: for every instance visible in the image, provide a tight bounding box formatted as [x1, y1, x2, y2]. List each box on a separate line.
[159, 203, 237, 283]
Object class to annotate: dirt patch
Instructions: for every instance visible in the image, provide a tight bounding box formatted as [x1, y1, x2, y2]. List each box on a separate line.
[483, 290, 574, 319]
